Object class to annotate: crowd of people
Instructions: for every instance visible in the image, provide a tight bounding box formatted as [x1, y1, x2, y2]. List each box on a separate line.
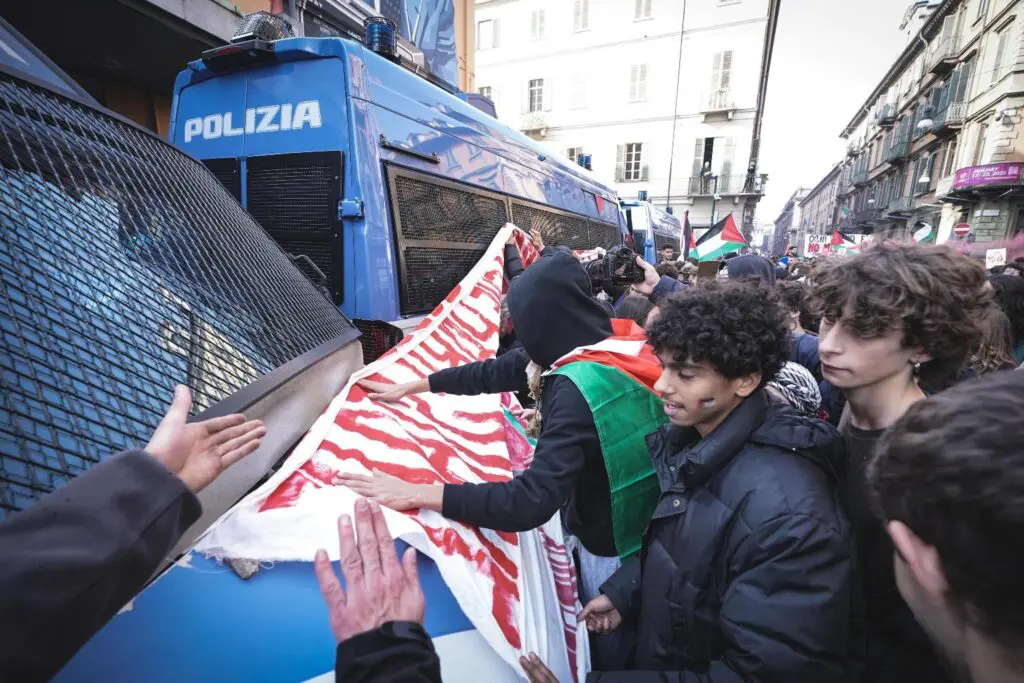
[2, 234, 1024, 683]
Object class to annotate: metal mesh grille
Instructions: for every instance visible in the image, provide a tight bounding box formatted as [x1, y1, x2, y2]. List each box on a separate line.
[589, 219, 623, 250]
[202, 158, 241, 202]
[390, 170, 508, 315]
[352, 319, 403, 364]
[403, 247, 487, 313]
[511, 203, 591, 250]
[394, 175, 507, 244]
[0, 74, 355, 518]
[653, 232, 677, 255]
[247, 154, 339, 234]
[246, 152, 342, 304]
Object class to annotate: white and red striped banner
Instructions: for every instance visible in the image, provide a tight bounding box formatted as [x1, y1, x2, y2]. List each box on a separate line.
[193, 225, 587, 680]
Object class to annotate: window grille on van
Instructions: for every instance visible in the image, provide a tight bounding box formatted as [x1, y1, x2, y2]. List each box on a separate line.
[654, 232, 678, 256]
[588, 219, 623, 250]
[246, 152, 343, 304]
[202, 158, 241, 202]
[511, 202, 591, 251]
[388, 166, 509, 315]
[0, 73, 356, 518]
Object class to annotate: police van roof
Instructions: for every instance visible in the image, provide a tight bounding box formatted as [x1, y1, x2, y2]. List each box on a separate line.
[173, 35, 620, 207]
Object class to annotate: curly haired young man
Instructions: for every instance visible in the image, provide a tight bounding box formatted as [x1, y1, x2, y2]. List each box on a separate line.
[810, 243, 989, 683]
[581, 281, 857, 682]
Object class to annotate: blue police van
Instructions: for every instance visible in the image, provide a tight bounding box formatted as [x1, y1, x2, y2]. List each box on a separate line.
[169, 27, 629, 355]
[620, 199, 682, 263]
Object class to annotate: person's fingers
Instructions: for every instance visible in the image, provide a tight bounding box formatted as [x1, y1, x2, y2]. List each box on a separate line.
[207, 418, 263, 447]
[162, 385, 193, 428]
[219, 431, 265, 469]
[354, 499, 383, 581]
[577, 598, 604, 622]
[369, 498, 400, 581]
[337, 514, 364, 588]
[401, 546, 419, 590]
[197, 413, 247, 437]
[334, 472, 374, 486]
[313, 548, 346, 608]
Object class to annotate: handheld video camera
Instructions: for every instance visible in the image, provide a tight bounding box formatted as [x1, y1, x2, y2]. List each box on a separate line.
[584, 245, 646, 293]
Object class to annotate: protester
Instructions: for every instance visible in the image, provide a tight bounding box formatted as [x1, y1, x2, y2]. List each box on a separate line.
[969, 304, 1017, 375]
[721, 254, 776, 287]
[654, 262, 679, 280]
[658, 244, 676, 264]
[988, 274, 1024, 364]
[679, 262, 698, 285]
[613, 295, 655, 329]
[869, 371, 1024, 683]
[319, 500, 441, 683]
[767, 360, 822, 416]
[564, 282, 856, 681]
[809, 243, 988, 683]
[339, 248, 660, 669]
[0, 386, 265, 681]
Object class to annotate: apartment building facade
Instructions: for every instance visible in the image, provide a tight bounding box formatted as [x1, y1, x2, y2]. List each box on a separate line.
[473, 0, 779, 238]
[772, 187, 808, 255]
[819, 0, 1024, 245]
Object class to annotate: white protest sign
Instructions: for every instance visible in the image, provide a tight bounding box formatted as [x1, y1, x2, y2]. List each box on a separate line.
[803, 234, 830, 257]
[986, 248, 1007, 270]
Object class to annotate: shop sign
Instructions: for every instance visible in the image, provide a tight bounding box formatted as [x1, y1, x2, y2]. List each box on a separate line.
[953, 163, 1024, 190]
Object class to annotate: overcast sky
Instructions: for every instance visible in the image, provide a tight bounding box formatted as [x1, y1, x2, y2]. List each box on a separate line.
[757, 0, 912, 223]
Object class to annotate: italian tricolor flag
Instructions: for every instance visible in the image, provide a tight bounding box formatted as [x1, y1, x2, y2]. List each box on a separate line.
[690, 214, 747, 262]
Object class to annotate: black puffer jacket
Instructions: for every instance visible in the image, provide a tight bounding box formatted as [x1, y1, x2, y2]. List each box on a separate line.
[593, 391, 857, 683]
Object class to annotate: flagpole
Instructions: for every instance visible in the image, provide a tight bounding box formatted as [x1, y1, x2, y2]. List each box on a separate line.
[664, 0, 688, 212]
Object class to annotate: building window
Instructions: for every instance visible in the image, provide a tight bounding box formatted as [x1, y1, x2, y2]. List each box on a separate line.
[992, 24, 1009, 84]
[567, 147, 584, 164]
[634, 0, 652, 20]
[711, 50, 734, 93]
[528, 78, 545, 113]
[477, 19, 499, 50]
[478, 86, 493, 99]
[574, 0, 590, 31]
[973, 121, 989, 164]
[569, 73, 587, 109]
[629, 64, 648, 102]
[530, 9, 546, 39]
[977, 0, 990, 21]
[618, 142, 644, 181]
[942, 138, 959, 176]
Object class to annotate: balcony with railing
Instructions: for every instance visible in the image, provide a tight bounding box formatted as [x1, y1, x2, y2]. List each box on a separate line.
[933, 101, 967, 133]
[684, 174, 767, 196]
[878, 103, 898, 127]
[701, 90, 736, 116]
[928, 36, 959, 75]
[886, 196, 916, 215]
[851, 167, 869, 185]
[854, 208, 883, 226]
[883, 137, 911, 164]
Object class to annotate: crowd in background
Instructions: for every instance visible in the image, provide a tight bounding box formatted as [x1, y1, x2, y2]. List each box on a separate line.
[2, 234, 1024, 683]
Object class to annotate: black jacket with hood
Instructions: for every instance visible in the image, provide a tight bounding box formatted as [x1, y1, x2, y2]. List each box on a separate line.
[430, 248, 620, 556]
[593, 391, 858, 682]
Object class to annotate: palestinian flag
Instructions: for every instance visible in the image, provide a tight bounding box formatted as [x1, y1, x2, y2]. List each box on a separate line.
[830, 230, 858, 255]
[690, 214, 747, 261]
[913, 222, 935, 244]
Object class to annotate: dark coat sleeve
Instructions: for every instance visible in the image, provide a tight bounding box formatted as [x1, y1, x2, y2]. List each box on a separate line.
[429, 347, 530, 396]
[504, 243, 526, 281]
[0, 450, 201, 682]
[335, 622, 441, 683]
[442, 377, 596, 531]
[598, 554, 641, 625]
[589, 513, 854, 683]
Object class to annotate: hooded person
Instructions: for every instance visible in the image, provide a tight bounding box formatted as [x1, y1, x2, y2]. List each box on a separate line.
[343, 249, 668, 670]
[723, 254, 776, 287]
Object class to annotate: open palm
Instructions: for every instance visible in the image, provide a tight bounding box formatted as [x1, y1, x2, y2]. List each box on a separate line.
[145, 385, 266, 492]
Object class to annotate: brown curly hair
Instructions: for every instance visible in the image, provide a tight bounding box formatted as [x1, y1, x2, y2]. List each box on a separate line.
[808, 244, 988, 386]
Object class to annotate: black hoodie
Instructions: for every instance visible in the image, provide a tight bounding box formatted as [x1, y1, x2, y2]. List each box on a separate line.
[724, 254, 776, 287]
[430, 249, 619, 556]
